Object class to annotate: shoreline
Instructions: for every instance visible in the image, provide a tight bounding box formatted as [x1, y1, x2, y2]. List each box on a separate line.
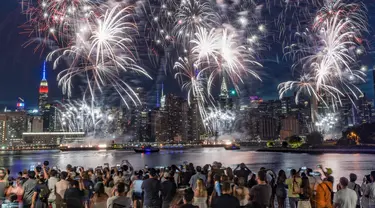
[257, 147, 375, 154]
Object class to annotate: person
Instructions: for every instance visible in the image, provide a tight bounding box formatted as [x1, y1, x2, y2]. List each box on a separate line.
[193, 179, 207, 208]
[275, 170, 287, 208]
[233, 164, 251, 184]
[189, 166, 206, 191]
[55, 171, 69, 207]
[66, 164, 76, 179]
[64, 180, 84, 208]
[130, 175, 143, 207]
[23, 171, 37, 208]
[182, 164, 195, 187]
[31, 178, 50, 208]
[348, 173, 361, 208]
[226, 167, 234, 181]
[141, 168, 161, 208]
[247, 173, 257, 189]
[233, 177, 249, 206]
[47, 169, 58, 208]
[285, 169, 302, 208]
[214, 174, 221, 197]
[161, 172, 177, 208]
[365, 171, 375, 208]
[249, 170, 272, 207]
[179, 188, 198, 208]
[81, 171, 95, 207]
[362, 175, 371, 208]
[333, 177, 357, 208]
[5, 193, 20, 207]
[315, 176, 334, 208]
[298, 176, 312, 208]
[90, 182, 109, 208]
[0, 168, 9, 199]
[211, 181, 240, 208]
[107, 182, 132, 208]
[6, 177, 24, 203]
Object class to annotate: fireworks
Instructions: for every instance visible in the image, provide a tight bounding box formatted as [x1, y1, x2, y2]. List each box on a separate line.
[280, 0, 367, 119]
[190, 26, 262, 96]
[173, 0, 220, 46]
[19, 0, 370, 137]
[204, 108, 235, 134]
[46, 5, 151, 107]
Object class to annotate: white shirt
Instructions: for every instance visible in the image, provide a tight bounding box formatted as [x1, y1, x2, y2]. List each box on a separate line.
[348, 182, 361, 205]
[366, 182, 375, 206]
[362, 183, 369, 208]
[333, 188, 357, 208]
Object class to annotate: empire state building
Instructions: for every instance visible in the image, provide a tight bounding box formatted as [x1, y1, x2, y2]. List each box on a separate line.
[38, 61, 48, 113]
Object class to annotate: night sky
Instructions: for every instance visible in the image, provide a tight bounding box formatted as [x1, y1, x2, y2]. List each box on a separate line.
[0, 0, 374, 109]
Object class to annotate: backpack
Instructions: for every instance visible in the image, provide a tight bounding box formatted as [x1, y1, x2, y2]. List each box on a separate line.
[38, 184, 51, 202]
[354, 184, 362, 197]
[321, 182, 334, 203]
[292, 178, 301, 195]
[275, 182, 287, 198]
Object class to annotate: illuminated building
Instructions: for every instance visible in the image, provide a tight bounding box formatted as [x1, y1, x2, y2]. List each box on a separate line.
[280, 116, 300, 140]
[42, 102, 62, 132]
[0, 112, 28, 145]
[259, 116, 278, 140]
[188, 98, 204, 141]
[16, 97, 25, 111]
[38, 62, 49, 113]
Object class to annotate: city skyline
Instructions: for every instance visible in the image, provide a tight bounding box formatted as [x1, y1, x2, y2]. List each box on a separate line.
[1, 0, 374, 109]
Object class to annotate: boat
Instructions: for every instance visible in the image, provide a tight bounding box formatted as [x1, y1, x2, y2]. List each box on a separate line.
[134, 146, 160, 153]
[224, 143, 240, 150]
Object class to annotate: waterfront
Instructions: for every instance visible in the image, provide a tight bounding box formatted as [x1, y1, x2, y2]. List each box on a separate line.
[0, 147, 374, 186]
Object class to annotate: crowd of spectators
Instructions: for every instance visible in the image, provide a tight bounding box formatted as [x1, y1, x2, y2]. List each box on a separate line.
[0, 160, 372, 208]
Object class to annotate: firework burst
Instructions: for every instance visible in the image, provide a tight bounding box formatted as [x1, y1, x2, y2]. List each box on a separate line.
[191, 27, 262, 95]
[173, 0, 220, 46]
[47, 5, 151, 107]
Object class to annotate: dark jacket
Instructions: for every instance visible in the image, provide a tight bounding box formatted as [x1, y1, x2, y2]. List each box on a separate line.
[212, 194, 241, 208]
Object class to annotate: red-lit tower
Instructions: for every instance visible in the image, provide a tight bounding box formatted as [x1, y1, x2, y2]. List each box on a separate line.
[38, 61, 49, 113]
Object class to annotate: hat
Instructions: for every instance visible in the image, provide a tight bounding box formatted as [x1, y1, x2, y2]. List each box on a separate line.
[326, 168, 333, 175]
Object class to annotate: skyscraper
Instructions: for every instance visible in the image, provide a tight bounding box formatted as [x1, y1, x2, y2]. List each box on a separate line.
[38, 62, 49, 113]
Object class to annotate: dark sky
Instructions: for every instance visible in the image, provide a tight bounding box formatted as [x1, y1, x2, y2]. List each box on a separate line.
[0, 0, 374, 109]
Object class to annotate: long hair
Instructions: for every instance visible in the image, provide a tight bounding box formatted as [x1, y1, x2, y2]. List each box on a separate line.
[196, 179, 206, 196]
[301, 176, 312, 198]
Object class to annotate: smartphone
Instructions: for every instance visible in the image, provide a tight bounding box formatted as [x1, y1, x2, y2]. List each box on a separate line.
[116, 164, 120, 167]
[145, 165, 148, 169]
[52, 166, 57, 170]
[37, 162, 41, 166]
[30, 165, 35, 171]
[310, 172, 321, 176]
[301, 166, 307, 170]
[104, 163, 109, 167]
[317, 165, 322, 168]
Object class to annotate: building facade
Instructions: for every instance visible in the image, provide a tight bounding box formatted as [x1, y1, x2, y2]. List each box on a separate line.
[38, 62, 49, 113]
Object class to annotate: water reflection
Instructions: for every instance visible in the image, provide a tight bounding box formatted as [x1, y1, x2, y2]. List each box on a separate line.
[0, 148, 374, 188]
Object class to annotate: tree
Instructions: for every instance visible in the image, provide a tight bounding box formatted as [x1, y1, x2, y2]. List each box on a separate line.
[288, 135, 303, 148]
[306, 131, 323, 146]
[267, 141, 275, 147]
[282, 141, 288, 148]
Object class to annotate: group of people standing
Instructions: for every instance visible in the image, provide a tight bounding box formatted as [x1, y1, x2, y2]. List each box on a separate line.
[0, 161, 375, 208]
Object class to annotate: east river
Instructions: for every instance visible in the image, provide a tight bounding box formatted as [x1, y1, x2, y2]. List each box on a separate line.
[1, 147, 374, 186]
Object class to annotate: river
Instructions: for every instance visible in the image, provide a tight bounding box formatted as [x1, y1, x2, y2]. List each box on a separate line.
[0, 147, 374, 186]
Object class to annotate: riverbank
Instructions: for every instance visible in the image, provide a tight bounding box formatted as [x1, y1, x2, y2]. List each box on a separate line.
[257, 146, 375, 154]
